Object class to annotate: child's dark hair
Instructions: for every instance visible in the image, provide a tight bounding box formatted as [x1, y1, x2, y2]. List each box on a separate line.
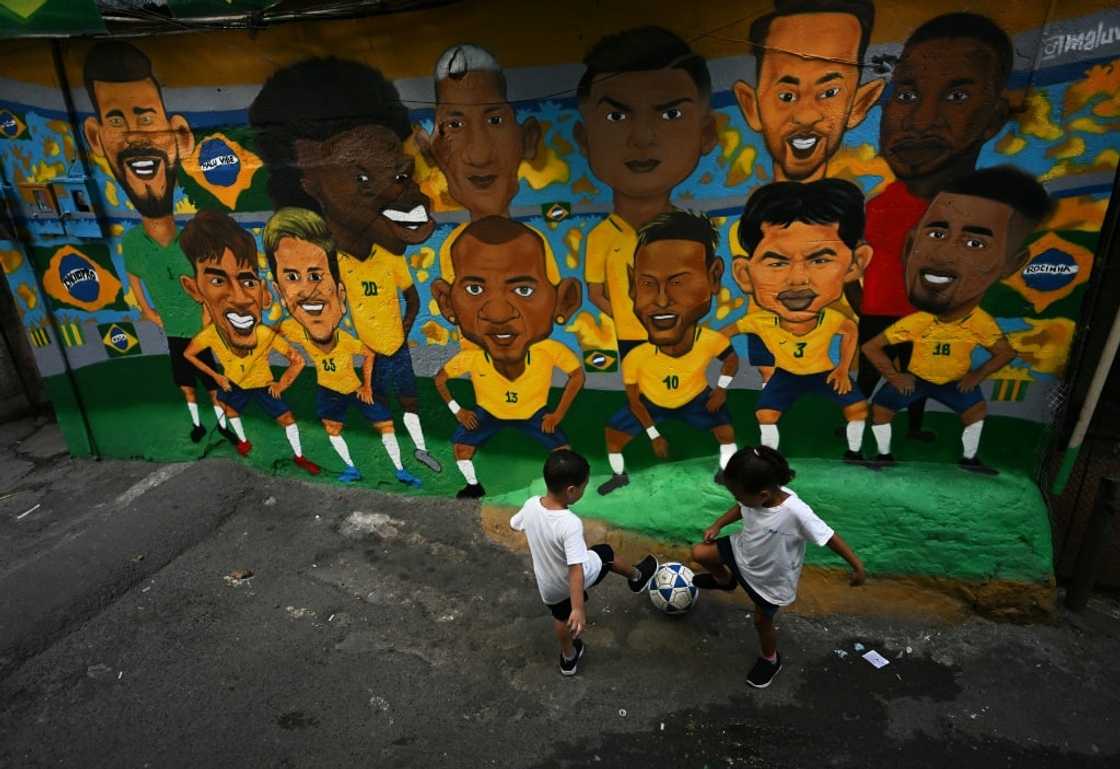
[723, 446, 795, 493]
[543, 449, 590, 494]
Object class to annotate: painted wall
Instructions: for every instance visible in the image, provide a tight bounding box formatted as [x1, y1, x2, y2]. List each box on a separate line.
[2, 0, 1119, 592]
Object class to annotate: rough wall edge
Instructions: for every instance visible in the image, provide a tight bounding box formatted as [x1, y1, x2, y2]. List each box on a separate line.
[480, 503, 1057, 624]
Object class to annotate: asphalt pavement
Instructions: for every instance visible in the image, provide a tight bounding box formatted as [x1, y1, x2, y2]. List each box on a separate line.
[1, 417, 1118, 769]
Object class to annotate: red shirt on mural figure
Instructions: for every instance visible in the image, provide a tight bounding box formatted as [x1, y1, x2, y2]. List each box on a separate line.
[860, 181, 925, 318]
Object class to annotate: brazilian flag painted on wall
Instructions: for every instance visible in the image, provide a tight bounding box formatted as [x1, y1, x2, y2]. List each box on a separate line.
[0, 0, 105, 37]
[99, 322, 141, 357]
[31, 243, 128, 314]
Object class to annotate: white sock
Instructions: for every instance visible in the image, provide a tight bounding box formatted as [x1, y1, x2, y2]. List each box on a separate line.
[328, 434, 353, 466]
[961, 420, 984, 459]
[212, 405, 227, 428]
[846, 420, 865, 452]
[381, 431, 403, 470]
[759, 424, 779, 449]
[186, 401, 200, 427]
[718, 443, 737, 469]
[285, 423, 303, 457]
[872, 423, 892, 455]
[230, 417, 247, 442]
[403, 412, 426, 451]
[457, 459, 478, 485]
[608, 452, 625, 475]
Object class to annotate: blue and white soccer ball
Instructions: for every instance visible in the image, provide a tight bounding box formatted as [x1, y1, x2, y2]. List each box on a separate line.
[648, 562, 699, 614]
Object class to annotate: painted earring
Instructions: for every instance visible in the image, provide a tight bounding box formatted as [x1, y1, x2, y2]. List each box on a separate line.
[555, 315, 565, 324]
[448, 315, 457, 324]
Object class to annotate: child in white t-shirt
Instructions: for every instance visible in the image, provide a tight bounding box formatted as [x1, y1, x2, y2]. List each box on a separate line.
[691, 446, 865, 688]
[510, 449, 658, 676]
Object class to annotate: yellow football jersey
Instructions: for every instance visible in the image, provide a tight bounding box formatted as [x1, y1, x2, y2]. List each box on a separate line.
[443, 339, 580, 420]
[584, 214, 647, 343]
[280, 318, 366, 395]
[192, 323, 290, 390]
[735, 308, 847, 375]
[885, 309, 1003, 385]
[338, 247, 413, 356]
[622, 327, 729, 409]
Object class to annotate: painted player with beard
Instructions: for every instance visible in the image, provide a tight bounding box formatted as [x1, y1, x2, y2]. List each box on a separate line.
[597, 211, 740, 496]
[863, 167, 1052, 475]
[264, 208, 422, 487]
[179, 211, 319, 475]
[725, 180, 872, 461]
[431, 217, 584, 499]
[733, 0, 884, 183]
[250, 58, 442, 475]
[82, 41, 231, 445]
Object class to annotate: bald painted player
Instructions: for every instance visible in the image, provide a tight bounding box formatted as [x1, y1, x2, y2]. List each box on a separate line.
[597, 211, 739, 495]
[264, 208, 422, 486]
[431, 217, 584, 499]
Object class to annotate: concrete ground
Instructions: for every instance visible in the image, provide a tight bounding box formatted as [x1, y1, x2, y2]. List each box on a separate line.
[1, 416, 1118, 769]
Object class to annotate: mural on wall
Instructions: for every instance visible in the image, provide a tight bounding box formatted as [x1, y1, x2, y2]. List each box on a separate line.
[1, 0, 1119, 585]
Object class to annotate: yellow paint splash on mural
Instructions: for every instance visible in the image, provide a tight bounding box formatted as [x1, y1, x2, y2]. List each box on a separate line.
[1041, 148, 1119, 182]
[410, 246, 435, 271]
[25, 160, 64, 184]
[826, 143, 894, 197]
[89, 152, 113, 178]
[44, 139, 60, 157]
[417, 270, 429, 283]
[725, 146, 756, 188]
[571, 176, 597, 196]
[428, 298, 441, 317]
[267, 303, 282, 323]
[1046, 195, 1109, 231]
[1005, 318, 1076, 377]
[1063, 59, 1120, 117]
[122, 285, 139, 309]
[174, 196, 197, 215]
[103, 180, 119, 207]
[520, 121, 570, 189]
[565, 311, 616, 350]
[714, 286, 744, 321]
[46, 120, 76, 161]
[404, 133, 457, 213]
[1016, 91, 1062, 141]
[1046, 136, 1085, 160]
[995, 132, 1027, 155]
[16, 283, 37, 310]
[0, 248, 23, 274]
[564, 227, 582, 271]
[420, 319, 451, 346]
[715, 113, 740, 167]
[1069, 117, 1110, 134]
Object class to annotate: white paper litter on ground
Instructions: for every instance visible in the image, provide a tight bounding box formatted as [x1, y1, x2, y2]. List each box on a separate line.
[862, 650, 890, 668]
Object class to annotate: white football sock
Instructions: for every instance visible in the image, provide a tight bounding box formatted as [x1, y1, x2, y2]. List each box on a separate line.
[328, 434, 353, 466]
[872, 423, 892, 455]
[718, 443, 737, 469]
[961, 420, 984, 460]
[403, 412, 426, 451]
[846, 420, 865, 452]
[212, 405, 228, 428]
[229, 417, 247, 442]
[381, 431, 403, 470]
[457, 459, 478, 485]
[285, 424, 303, 457]
[186, 401, 200, 426]
[759, 424, 779, 449]
[608, 452, 625, 475]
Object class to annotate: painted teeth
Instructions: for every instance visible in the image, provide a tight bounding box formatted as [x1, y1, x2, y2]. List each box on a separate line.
[791, 137, 817, 149]
[653, 314, 676, 320]
[923, 274, 953, 284]
[300, 303, 324, 312]
[383, 204, 429, 224]
[495, 333, 512, 339]
[226, 312, 255, 329]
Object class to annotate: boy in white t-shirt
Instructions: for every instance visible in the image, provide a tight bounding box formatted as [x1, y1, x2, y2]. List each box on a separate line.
[510, 449, 658, 676]
[690, 446, 865, 688]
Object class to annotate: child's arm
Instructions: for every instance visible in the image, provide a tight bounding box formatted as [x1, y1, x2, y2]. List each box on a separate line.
[183, 337, 228, 391]
[702, 503, 743, 543]
[434, 366, 478, 429]
[358, 345, 375, 404]
[542, 367, 585, 433]
[827, 318, 859, 394]
[825, 533, 866, 586]
[958, 337, 1015, 393]
[566, 564, 586, 638]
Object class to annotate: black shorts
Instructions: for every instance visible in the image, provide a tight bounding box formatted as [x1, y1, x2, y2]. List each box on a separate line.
[168, 336, 218, 391]
[715, 537, 781, 618]
[546, 544, 614, 621]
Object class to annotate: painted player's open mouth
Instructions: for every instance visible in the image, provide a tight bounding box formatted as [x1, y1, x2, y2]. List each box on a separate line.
[298, 301, 325, 316]
[625, 159, 661, 174]
[786, 133, 821, 160]
[225, 311, 257, 336]
[919, 269, 957, 290]
[382, 204, 430, 231]
[650, 312, 678, 330]
[486, 328, 520, 348]
[777, 290, 817, 311]
[467, 174, 498, 189]
[125, 157, 162, 180]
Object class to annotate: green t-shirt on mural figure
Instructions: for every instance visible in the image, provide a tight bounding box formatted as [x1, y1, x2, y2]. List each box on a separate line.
[121, 225, 202, 339]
